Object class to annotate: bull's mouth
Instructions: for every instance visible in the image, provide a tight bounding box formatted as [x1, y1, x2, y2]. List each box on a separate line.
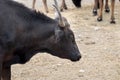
[70, 54, 81, 62]
[52, 52, 81, 62]
[70, 56, 81, 62]
[45, 49, 81, 61]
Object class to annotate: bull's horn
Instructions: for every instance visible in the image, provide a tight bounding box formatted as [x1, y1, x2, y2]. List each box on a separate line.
[53, 0, 65, 27]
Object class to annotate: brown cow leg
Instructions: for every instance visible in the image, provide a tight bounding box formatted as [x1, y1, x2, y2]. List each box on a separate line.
[97, 0, 104, 21]
[105, 0, 110, 13]
[32, 0, 36, 9]
[2, 66, 11, 80]
[42, 0, 49, 13]
[60, 0, 67, 12]
[110, 0, 115, 24]
[93, 0, 99, 16]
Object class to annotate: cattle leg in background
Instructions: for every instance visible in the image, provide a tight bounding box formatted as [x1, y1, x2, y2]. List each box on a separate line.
[97, 0, 116, 24]
[93, 0, 99, 16]
[32, 0, 49, 13]
[32, 0, 36, 9]
[105, 0, 110, 12]
[97, 0, 104, 21]
[42, 0, 49, 13]
[60, 0, 68, 11]
[32, 0, 67, 13]
[110, 0, 115, 23]
[72, 0, 82, 8]
[42, 0, 68, 12]
[93, 0, 110, 16]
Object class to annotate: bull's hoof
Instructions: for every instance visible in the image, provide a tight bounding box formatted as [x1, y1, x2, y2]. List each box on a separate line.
[63, 6, 68, 10]
[93, 10, 97, 16]
[64, 7, 68, 10]
[110, 20, 116, 24]
[45, 10, 49, 13]
[97, 17, 102, 22]
[105, 9, 110, 13]
[60, 8, 63, 12]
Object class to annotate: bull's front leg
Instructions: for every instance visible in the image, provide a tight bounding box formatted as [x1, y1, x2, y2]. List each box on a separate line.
[42, 0, 49, 13]
[2, 66, 11, 80]
[97, 0, 104, 21]
[110, 0, 115, 24]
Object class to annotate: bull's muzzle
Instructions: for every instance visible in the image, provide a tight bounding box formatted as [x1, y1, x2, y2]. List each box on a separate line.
[70, 53, 81, 62]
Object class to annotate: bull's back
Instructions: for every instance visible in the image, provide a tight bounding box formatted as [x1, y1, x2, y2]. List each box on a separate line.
[0, 0, 26, 48]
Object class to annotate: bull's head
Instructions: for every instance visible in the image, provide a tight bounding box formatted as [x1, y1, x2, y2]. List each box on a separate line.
[47, 26, 81, 61]
[45, 0, 81, 61]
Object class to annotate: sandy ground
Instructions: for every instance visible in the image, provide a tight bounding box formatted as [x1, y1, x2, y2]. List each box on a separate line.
[11, 0, 120, 80]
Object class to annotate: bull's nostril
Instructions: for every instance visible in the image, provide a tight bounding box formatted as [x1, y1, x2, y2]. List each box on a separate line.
[71, 55, 81, 61]
[77, 55, 81, 61]
[79, 55, 82, 59]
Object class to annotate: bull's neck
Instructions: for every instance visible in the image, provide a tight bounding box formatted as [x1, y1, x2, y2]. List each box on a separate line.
[19, 20, 57, 48]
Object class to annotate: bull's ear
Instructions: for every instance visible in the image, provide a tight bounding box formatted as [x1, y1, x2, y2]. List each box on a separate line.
[54, 27, 64, 42]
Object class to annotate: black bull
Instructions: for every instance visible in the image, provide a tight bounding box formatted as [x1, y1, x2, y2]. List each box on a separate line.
[0, 0, 81, 80]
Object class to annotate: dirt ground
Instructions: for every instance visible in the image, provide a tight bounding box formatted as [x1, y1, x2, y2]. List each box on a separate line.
[12, 0, 120, 80]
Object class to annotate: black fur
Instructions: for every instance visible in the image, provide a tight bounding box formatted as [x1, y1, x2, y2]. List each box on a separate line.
[0, 0, 81, 79]
[0, 0, 81, 66]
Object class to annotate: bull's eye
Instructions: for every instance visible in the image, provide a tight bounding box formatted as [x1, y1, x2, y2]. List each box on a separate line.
[70, 35, 75, 43]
